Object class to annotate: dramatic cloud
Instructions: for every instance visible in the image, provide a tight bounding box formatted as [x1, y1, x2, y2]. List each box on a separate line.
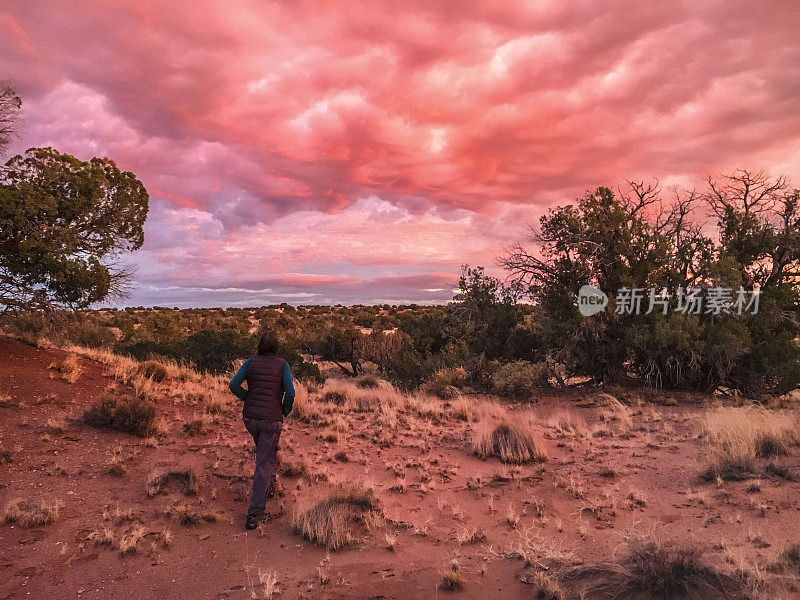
[2, 1, 799, 305]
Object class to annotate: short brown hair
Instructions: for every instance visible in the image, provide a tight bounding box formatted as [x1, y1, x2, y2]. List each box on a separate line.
[256, 330, 278, 355]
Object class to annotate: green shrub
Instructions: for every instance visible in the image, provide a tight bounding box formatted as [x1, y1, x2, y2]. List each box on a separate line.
[83, 392, 156, 437]
[491, 361, 550, 398]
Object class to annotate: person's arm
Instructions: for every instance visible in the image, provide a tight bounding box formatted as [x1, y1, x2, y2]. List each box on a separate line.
[281, 362, 295, 417]
[228, 359, 249, 401]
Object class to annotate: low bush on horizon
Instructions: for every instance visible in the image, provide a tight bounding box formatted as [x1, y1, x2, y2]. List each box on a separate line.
[83, 391, 157, 438]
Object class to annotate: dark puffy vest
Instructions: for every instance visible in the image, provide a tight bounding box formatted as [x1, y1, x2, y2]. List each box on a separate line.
[243, 354, 287, 421]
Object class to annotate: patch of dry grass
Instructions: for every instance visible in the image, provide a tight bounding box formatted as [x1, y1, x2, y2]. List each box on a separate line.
[565, 536, 741, 599]
[701, 406, 799, 481]
[526, 572, 563, 600]
[118, 524, 145, 555]
[472, 417, 548, 464]
[166, 502, 217, 527]
[106, 454, 127, 477]
[83, 391, 157, 437]
[292, 487, 381, 550]
[4, 498, 62, 527]
[548, 410, 588, 437]
[49, 355, 82, 383]
[135, 360, 170, 382]
[147, 467, 199, 497]
[438, 560, 464, 592]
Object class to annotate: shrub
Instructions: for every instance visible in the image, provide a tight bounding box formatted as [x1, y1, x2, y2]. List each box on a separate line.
[472, 418, 548, 464]
[292, 487, 380, 550]
[421, 367, 467, 399]
[491, 361, 550, 398]
[614, 538, 727, 598]
[136, 360, 169, 383]
[293, 360, 324, 385]
[4, 498, 62, 527]
[82, 392, 157, 437]
[568, 537, 738, 599]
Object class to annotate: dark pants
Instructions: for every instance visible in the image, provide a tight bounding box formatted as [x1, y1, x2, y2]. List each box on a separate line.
[243, 418, 282, 517]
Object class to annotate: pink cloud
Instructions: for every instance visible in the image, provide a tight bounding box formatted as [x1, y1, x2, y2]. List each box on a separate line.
[1, 1, 799, 304]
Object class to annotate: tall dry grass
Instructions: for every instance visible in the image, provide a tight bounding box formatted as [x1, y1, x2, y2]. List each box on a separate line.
[472, 416, 548, 464]
[701, 406, 799, 480]
[292, 487, 381, 550]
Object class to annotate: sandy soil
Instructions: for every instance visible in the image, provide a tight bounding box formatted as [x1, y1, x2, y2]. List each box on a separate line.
[1, 336, 799, 599]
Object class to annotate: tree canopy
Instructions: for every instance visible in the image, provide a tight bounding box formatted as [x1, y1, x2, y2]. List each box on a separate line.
[501, 170, 800, 395]
[0, 147, 149, 310]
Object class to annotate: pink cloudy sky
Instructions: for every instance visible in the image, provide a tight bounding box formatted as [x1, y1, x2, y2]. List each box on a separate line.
[2, 1, 800, 306]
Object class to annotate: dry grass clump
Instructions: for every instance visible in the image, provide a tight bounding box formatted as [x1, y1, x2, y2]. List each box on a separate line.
[548, 410, 588, 437]
[321, 378, 406, 415]
[182, 415, 208, 436]
[49, 355, 82, 383]
[147, 467, 199, 497]
[135, 360, 170, 383]
[405, 393, 446, 420]
[772, 543, 800, 575]
[291, 382, 324, 423]
[593, 393, 634, 433]
[118, 524, 145, 555]
[250, 569, 279, 599]
[4, 498, 62, 527]
[292, 487, 381, 550]
[527, 572, 564, 600]
[166, 502, 218, 527]
[566, 536, 738, 599]
[472, 418, 548, 464]
[438, 560, 464, 592]
[701, 406, 798, 481]
[279, 456, 310, 478]
[321, 391, 348, 405]
[203, 397, 232, 415]
[83, 391, 157, 437]
[356, 374, 382, 389]
[450, 395, 472, 421]
[106, 454, 127, 477]
[88, 525, 115, 547]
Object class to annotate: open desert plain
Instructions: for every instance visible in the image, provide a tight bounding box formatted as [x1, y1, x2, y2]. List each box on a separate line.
[2, 334, 800, 600]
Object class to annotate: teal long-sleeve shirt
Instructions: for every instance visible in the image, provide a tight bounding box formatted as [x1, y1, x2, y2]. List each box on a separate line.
[228, 359, 295, 417]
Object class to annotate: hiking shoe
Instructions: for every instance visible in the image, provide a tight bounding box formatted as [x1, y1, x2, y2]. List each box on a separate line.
[245, 513, 270, 530]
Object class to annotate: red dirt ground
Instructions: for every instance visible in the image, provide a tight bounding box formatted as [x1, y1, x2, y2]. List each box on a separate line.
[1, 336, 799, 599]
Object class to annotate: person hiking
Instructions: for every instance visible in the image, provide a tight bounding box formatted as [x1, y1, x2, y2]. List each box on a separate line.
[228, 330, 295, 530]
